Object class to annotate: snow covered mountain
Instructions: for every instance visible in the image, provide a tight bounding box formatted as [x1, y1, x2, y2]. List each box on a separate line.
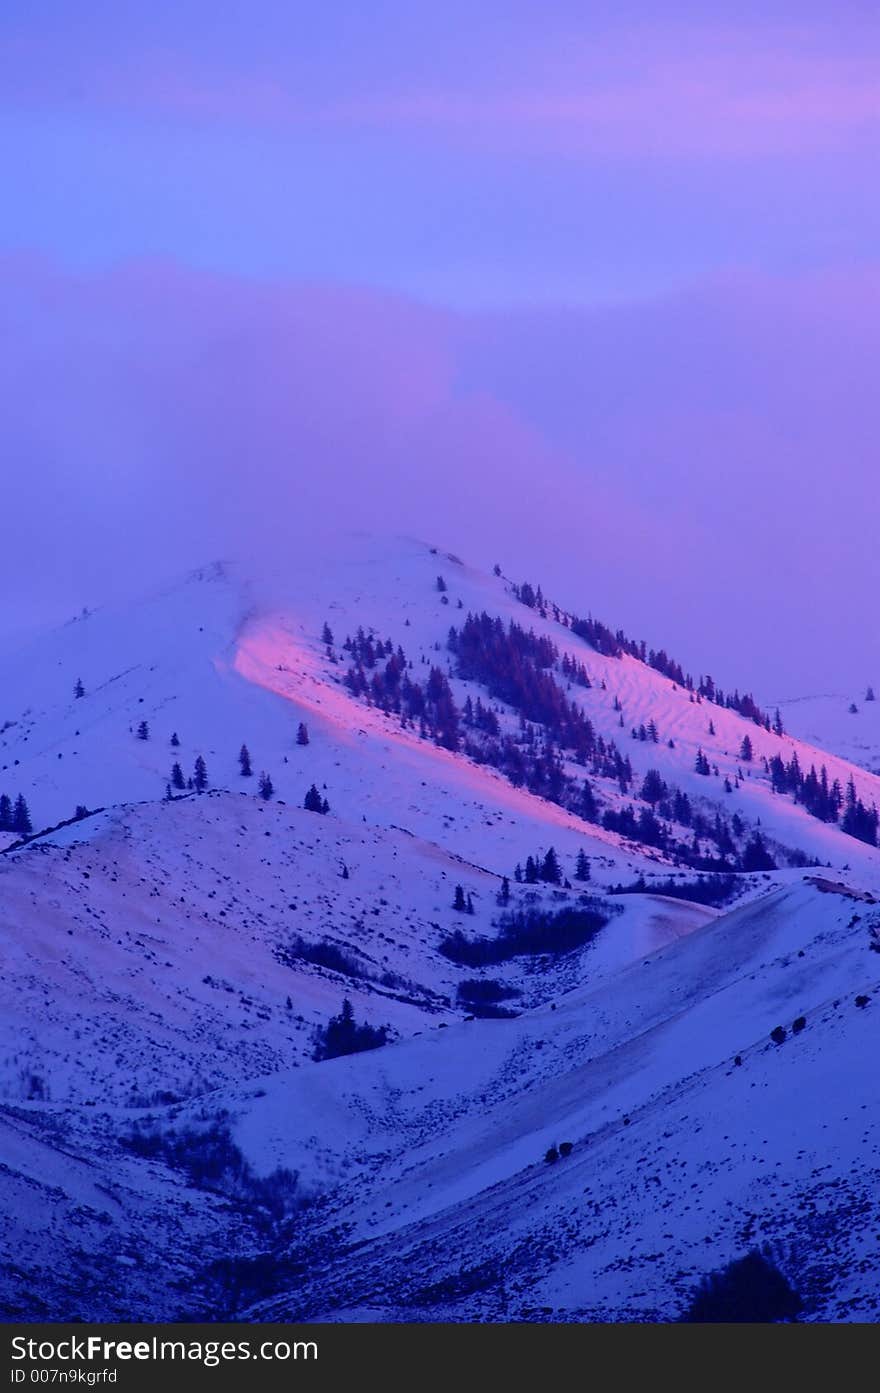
[0, 535, 878, 1321]
[774, 691, 880, 777]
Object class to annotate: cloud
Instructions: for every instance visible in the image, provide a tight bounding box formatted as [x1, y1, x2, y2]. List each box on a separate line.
[2, 256, 878, 696]
[3, 19, 879, 160]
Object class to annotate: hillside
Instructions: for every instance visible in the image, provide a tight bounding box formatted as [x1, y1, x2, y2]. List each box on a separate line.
[0, 535, 878, 1321]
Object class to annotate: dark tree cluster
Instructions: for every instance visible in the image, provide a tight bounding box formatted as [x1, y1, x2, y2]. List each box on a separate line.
[344, 629, 460, 752]
[602, 798, 742, 869]
[697, 675, 781, 734]
[681, 1248, 801, 1323]
[768, 754, 877, 845]
[609, 873, 739, 907]
[511, 575, 782, 731]
[312, 998, 387, 1061]
[449, 612, 634, 807]
[440, 898, 621, 966]
[336, 611, 793, 870]
[631, 719, 660, 744]
[514, 846, 562, 885]
[0, 792, 32, 837]
[304, 783, 330, 814]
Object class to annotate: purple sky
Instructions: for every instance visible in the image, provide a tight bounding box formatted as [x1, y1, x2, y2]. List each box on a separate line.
[2, 3, 878, 694]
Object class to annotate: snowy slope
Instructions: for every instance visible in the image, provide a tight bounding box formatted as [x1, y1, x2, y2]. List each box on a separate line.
[775, 691, 880, 776]
[234, 877, 880, 1323]
[0, 534, 879, 1322]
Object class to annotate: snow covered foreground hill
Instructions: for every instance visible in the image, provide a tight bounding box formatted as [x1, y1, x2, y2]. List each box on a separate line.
[0, 536, 878, 1321]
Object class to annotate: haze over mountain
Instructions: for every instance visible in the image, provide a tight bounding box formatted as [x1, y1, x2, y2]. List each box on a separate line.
[4, 258, 879, 701]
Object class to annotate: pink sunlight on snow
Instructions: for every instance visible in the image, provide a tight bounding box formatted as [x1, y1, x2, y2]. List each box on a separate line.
[233, 612, 607, 840]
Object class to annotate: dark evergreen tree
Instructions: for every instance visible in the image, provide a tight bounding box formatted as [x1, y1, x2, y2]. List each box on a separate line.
[322, 622, 334, 646]
[453, 884, 467, 913]
[13, 794, 32, 836]
[574, 849, 591, 882]
[137, 720, 150, 741]
[681, 1248, 801, 1323]
[867, 686, 876, 702]
[171, 761, 185, 790]
[258, 771, 274, 800]
[304, 783, 325, 814]
[742, 831, 776, 871]
[497, 876, 511, 906]
[0, 794, 11, 830]
[695, 748, 711, 776]
[541, 846, 562, 885]
[296, 722, 309, 746]
[193, 755, 208, 792]
[740, 735, 753, 762]
[238, 744, 253, 777]
[436, 575, 447, 592]
[74, 678, 85, 699]
[170, 731, 180, 747]
[466, 892, 475, 915]
[640, 768, 666, 804]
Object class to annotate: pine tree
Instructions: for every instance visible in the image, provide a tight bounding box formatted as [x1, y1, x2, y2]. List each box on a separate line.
[74, 678, 85, 699]
[640, 769, 666, 805]
[193, 755, 208, 792]
[497, 876, 511, 906]
[541, 846, 561, 884]
[466, 892, 475, 915]
[238, 744, 253, 777]
[258, 771, 274, 800]
[436, 575, 447, 592]
[0, 794, 12, 830]
[304, 783, 326, 814]
[773, 709, 784, 736]
[740, 735, 753, 762]
[575, 849, 591, 882]
[742, 831, 776, 872]
[296, 722, 309, 746]
[170, 731, 180, 747]
[171, 762, 185, 790]
[322, 622, 334, 646]
[867, 686, 876, 703]
[137, 720, 150, 741]
[13, 794, 32, 836]
[453, 884, 467, 913]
